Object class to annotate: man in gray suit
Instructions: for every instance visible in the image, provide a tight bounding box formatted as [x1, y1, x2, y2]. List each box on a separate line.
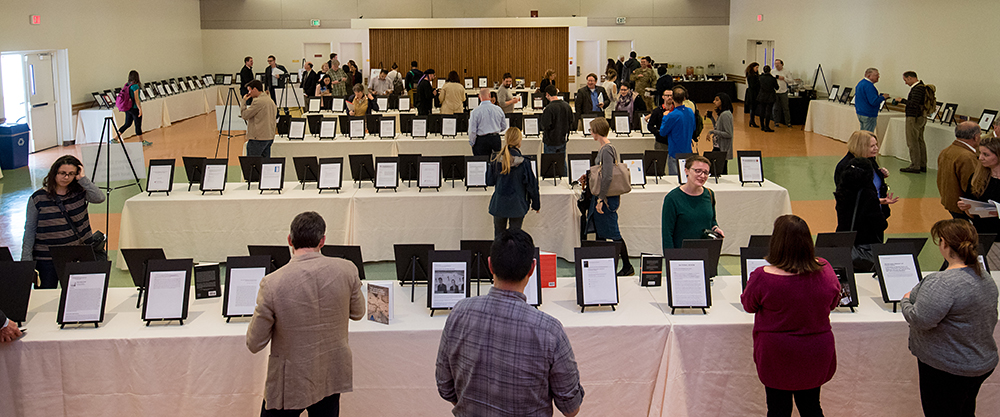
[247, 211, 366, 417]
[1, 309, 22, 342]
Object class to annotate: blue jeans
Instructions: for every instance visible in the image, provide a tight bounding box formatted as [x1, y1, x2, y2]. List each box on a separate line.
[247, 139, 273, 158]
[858, 115, 878, 133]
[543, 143, 566, 154]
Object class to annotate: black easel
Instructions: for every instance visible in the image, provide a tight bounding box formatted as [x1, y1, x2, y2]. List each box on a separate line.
[214, 87, 245, 161]
[92, 116, 143, 238]
[277, 74, 302, 111]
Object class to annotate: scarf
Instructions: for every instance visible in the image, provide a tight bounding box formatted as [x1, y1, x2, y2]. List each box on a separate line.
[617, 92, 635, 116]
[354, 94, 368, 115]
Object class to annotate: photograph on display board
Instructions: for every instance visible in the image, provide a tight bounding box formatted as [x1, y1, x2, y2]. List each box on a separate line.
[367, 283, 391, 325]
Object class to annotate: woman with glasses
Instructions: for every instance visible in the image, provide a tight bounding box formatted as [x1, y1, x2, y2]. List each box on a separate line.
[661, 155, 725, 249]
[21, 155, 105, 289]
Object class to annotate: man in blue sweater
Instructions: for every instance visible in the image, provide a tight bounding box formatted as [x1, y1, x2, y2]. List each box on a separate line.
[855, 68, 891, 133]
[659, 86, 695, 175]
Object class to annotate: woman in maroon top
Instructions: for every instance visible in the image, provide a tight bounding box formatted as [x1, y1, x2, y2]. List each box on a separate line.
[741, 214, 841, 417]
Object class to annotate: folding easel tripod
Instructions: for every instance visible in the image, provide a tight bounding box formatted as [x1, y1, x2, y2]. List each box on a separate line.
[277, 73, 302, 114]
[214, 87, 245, 160]
[92, 116, 143, 235]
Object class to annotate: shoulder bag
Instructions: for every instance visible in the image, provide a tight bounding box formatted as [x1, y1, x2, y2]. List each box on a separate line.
[52, 194, 107, 261]
[588, 144, 632, 197]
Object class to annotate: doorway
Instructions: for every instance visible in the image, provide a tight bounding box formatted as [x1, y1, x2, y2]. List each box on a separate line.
[2, 50, 67, 153]
[607, 40, 633, 63]
[746, 40, 775, 68]
[339, 42, 363, 77]
[576, 40, 599, 90]
[303, 43, 330, 68]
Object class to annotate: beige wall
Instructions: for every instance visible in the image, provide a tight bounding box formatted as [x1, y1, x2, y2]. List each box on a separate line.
[728, 0, 1000, 118]
[0, 0, 204, 106]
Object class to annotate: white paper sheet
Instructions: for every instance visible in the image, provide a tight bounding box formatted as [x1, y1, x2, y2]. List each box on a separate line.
[625, 159, 644, 185]
[442, 118, 457, 136]
[419, 162, 440, 187]
[678, 158, 688, 184]
[398, 97, 410, 111]
[375, 162, 397, 188]
[259, 163, 282, 190]
[350, 120, 365, 138]
[308, 99, 320, 113]
[437, 79, 445, 89]
[202, 164, 227, 191]
[668, 260, 708, 307]
[582, 118, 594, 135]
[570, 159, 591, 183]
[615, 116, 631, 133]
[145, 270, 187, 320]
[524, 118, 539, 136]
[466, 161, 487, 187]
[431, 261, 467, 309]
[464, 79, 473, 89]
[147, 165, 173, 192]
[63, 273, 106, 323]
[745, 259, 770, 279]
[468, 96, 479, 109]
[960, 197, 997, 217]
[223, 75, 232, 85]
[320, 120, 336, 138]
[319, 163, 342, 189]
[380, 119, 395, 138]
[581, 257, 618, 305]
[289, 121, 306, 139]
[533, 98, 543, 108]
[514, 97, 523, 109]
[878, 254, 921, 301]
[740, 156, 764, 182]
[526, 261, 540, 306]
[332, 97, 345, 112]
[226, 267, 267, 316]
[412, 119, 427, 137]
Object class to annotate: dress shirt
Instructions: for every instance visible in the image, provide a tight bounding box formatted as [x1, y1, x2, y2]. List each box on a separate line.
[436, 287, 584, 416]
[589, 89, 601, 112]
[369, 77, 393, 95]
[2, 318, 8, 329]
[468, 100, 507, 146]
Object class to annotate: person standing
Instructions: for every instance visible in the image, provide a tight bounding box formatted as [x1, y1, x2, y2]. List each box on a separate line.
[899, 71, 929, 173]
[540, 85, 573, 155]
[630, 56, 656, 110]
[771, 59, 792, 127]
[240, 56, 254, 101]
[745, 63, 760, 128]
[116, 70, 151, 146]
[615, 56, 625, 87]
[741, 214, 841, 417]
[405, 61, 423, 92]
[833, 130, 897, 216]
[835, 157, 889, 249]
[854, 67, 891, 133]
[538, 69, 557, 107]
[468, 88, 507, 156]
[264, 55, 288, 104]
[247, 211, 365, 417]
[901, 219, 998, 417]
[438, 71, 467, 115]
[707, 93, 734, 174]
[346, 84, 378, 116]
[615, 83, 647, 134]
[1, 308, 22, 342]
[436, 229, 584, 416]
[586, 118, 634, 276]
[326, 53, 340, 74]
[21, 155, 106, 289]
[487, 129, 540, 237]
[659, 87, 695, 175]
[621, 52, 639, 88]
[574, 73, 611, 125]
[757, 66, 778, 132]
[938, 122, 982, 219]
[240, 80, 278, 158]
[300, 62, 318, 98]
[387, 63, 402, 89]
[647, 89, 674, 153]
[328, 63, 349, 97]
[368, 69, 393, 96]
[603, 70, 620, 114]
[348, 60, 362, 86]
[416, 69, 438, 116]
[654, 66, 673, 108]
[956, 136, 1000, 271]
[496, 73, 520, 114]
[661, 156, 725, 249]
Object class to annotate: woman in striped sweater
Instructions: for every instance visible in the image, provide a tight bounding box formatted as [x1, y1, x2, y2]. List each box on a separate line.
[21, 155, 105, 289]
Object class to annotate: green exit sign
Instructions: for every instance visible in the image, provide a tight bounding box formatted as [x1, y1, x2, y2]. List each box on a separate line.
[310, 19, 321, 27]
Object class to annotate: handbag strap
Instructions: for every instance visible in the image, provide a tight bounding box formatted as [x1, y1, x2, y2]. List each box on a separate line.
[51, 194, 85, 242]
[849, 189, 863, 232]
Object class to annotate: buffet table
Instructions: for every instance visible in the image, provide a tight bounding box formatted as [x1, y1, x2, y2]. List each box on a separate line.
[804, 100, 905, 142]
[879, 117, 957, 169]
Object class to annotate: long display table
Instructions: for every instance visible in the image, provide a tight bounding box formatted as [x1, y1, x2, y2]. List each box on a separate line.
[880, 116, 958, 169]
[74, 86, 219, 143]
[804, 99, 905, 142]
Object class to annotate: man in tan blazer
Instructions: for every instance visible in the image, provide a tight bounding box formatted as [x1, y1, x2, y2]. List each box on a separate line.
[937, 121, 981, 220]
[247, 211, 365, 416]
[240, 79, 278, 158]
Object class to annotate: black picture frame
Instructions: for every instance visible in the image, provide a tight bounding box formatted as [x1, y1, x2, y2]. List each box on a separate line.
[815, 231, 857, 248]
[747, 235, 771, 248]
[641, 150, 668, 184]
[199, 158, 228, 194]
[321, 245, 367, 280]
[441, 116, 459, 137]
[145, 158, 175, 196]
[459, 240, 493, 287]
[736, 150, 764, 186]
[523, 114, 541, 137]
[417, 156, 442, 191]
[0, 261, 36, 326]
[539, 153, 566, 185]
[740, 246, 769, 290]
[57, 260, 112, 328]
[306, 114, 323, 135]
[621, 153, 646, 187]
[663, 248, 712, 313]
[349, 154, 376, 187]
[838, 87, 853, 104]
[703, 151, 727, 181]
[247, 245, 292, 271]
[426, 250, 472, 315]
[50, 245, 96, 285]
[464, 155, 489, 190]
[396, 154, 421, 185]
[674, 152, 697, 184]
[258, 157, 286, 193]
[611, 111, 632, 136]
[374, 156, 399, 191]
[873, 242, 924, 310]
[681, 238, 723, 278]
[828, 84, 840, 101]
[239, 156, 263, 186]
[121, 248, 167, 307]
[883, 237, 928, 258]
[526, 247, 543, 306]
[222, 255, 272, 320]
[182, 156, 205, 191]
[815, 246, 858, 310]
[506, 112, 524, 131]
[940, 103, 958, 126]
[379, 116, 397, 139]
[317, 157, 344, 193]
[347, 116, 367, 139]
[979, 109, 998, 132]
[292, 156, 320, 189]
[574, 246, 620, 312]
[568, 153, 592, 185]
[141, 258, 193, 325]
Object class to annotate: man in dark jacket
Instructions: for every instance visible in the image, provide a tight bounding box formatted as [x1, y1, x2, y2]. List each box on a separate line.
[574, 73, 611, 127]
[300, 62, 318, 98]
[416, 69, 438, 116]
[654, 66, 673, 107]
[541, 85, 574, 155]
[264, 55, 289, 104]
[405, 61, 423, 92]
[621, 52, 640, 87]
[240, 56, 255, 103]
[756, 66, 779, 132]
[899, 71, 928, 173]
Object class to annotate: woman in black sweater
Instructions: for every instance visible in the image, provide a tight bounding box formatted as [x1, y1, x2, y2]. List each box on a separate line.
[756, 65, 778, 132]
[745, 62, 760, 127]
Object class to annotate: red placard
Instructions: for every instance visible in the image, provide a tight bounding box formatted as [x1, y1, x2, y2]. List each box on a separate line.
[30, 15, 41, 25]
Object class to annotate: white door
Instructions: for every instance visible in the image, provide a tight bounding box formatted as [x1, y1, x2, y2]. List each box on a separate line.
[607, 40, 633, 63]
[576, 40, 600, 90]
[26, 53, 58, 152]
[303, 43, 330, 67]
[339, 42, 363, 78]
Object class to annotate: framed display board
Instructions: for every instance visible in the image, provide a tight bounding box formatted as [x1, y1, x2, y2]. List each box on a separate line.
[146, 159, 175, 196]
[222, 255, 271, 321]
[317, 157, 344, 193]
[426, 250, 472, 315]
[141, 258, 193, 326]
[737, 150, 764, 186]
[663, 248, 711, 314]
[57, 261, 112, 328]
[574, 246, 619, 312]
[873, 242, 923, 312]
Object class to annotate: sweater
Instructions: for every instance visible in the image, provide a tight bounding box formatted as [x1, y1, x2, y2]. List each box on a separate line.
[854, 78, 884, 118]
[901, 267, 999, 377]
[487, 148, 540, 218]
[903, 81, 927, 118]
[661, 186, 717, 249]
[22, 177, 106, 261]
[709, 110, 734, 159]
[659, 105, 694, 158]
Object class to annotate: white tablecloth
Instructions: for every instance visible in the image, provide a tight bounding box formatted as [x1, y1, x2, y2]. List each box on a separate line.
[75, 87, 218, 143]
[162, 87, 214, 123]
[804, 100, 905, 142]
[880, 117, 957, 170]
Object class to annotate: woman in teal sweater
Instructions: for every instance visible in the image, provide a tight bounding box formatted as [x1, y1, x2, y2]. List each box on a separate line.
[662, 155, 725, 249]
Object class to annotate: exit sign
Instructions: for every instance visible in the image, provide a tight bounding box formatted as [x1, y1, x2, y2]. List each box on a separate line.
[615, 17, 626, 25]
[310, 19, 320, 27]
[30, 15, 41, 25]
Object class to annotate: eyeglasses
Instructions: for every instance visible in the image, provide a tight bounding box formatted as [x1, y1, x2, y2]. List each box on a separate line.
[689, 168, 710, 176]
[57, 171, 77, 177]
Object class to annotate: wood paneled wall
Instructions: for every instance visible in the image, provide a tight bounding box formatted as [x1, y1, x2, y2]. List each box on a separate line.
[369, 28, 568, 92]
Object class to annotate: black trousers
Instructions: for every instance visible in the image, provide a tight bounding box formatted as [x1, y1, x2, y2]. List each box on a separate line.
[472, 133, 502, 156]
[261, 393, 340, 417]
[758, 101, 774, 130]
[493, 216, 524, 238]
[118, 107, 142, 136]
[35, 259, 58, 289]
[918, 360, 993, 417]
[765, 386, 823, 417]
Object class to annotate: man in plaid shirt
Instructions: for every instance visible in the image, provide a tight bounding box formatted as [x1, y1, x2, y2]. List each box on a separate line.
[435, 230, 584, 416]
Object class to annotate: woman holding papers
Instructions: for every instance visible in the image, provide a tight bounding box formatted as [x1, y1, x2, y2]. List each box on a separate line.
[438, 71, 467, 115]
[22, 155, 106, 289]
[661, 155, 725, 249]
[956, 135, 1000, 267]
[587, 117, 634, 276]
[741, 214, 840, 417]
[901, 219, 998, 417]
[486, 128, 540, 238]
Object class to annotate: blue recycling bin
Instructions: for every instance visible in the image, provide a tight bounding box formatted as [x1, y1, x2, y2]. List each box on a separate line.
[0, 123, 30, 170]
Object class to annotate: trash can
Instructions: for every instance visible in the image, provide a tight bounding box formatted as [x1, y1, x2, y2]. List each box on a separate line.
[0, 123, 30, 170]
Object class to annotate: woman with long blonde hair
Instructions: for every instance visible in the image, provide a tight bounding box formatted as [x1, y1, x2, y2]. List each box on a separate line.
[486, 128, 540, 237]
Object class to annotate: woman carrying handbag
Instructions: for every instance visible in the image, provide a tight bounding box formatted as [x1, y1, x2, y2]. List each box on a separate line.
[583, 117, 634, 276]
